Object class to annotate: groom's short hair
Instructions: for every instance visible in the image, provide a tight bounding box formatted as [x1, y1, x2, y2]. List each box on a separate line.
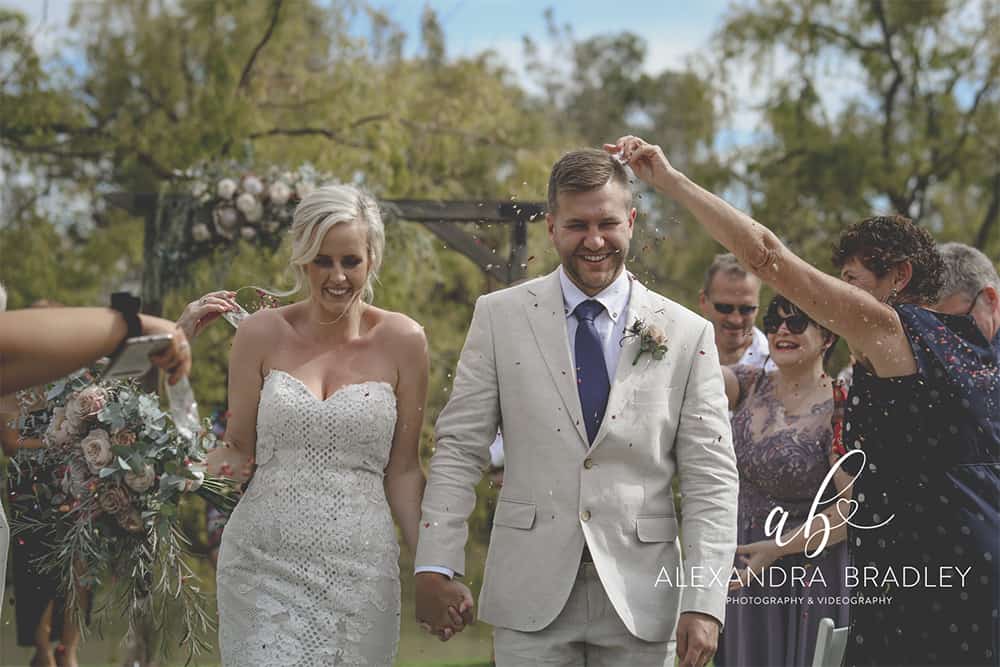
[547, 148, 631, 214]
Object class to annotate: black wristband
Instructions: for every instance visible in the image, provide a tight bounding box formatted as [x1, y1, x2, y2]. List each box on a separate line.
[110, 292, 142, 343]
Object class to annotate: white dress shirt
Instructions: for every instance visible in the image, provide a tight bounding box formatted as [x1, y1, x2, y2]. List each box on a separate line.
[416, 267, 634, 579]
[738, 326, 776, 372]
[558, 265, 631, 382]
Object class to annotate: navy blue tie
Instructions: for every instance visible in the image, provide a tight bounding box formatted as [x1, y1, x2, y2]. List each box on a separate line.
[573, 300, 610, 444]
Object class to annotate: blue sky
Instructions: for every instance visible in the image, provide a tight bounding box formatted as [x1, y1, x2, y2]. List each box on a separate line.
[5, 0, 755, 136]
[5, 0, 730, 81]
[379, 0, 730, 68]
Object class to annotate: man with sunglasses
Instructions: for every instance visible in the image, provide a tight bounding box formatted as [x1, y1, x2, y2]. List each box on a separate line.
[698, 254, 775, 371]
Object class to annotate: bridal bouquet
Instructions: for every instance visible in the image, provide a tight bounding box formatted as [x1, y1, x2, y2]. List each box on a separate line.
[11, 369, 240, 657]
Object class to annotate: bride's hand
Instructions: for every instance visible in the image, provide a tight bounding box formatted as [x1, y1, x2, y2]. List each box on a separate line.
[205, 445, 253, 482]
[177, 290, 237, 340]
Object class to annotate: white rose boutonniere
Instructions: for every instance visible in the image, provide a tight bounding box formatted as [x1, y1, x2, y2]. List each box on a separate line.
[625, 319, 668, 365]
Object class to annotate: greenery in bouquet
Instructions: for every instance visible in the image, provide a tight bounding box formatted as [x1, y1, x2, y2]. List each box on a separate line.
[11, 372, 240, 658]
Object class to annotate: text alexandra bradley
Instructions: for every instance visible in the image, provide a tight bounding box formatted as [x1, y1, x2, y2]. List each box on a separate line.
[653, 565, 973, 589]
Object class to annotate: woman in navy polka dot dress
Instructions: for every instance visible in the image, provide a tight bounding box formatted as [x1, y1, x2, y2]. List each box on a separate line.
[609, 135, 999, 667]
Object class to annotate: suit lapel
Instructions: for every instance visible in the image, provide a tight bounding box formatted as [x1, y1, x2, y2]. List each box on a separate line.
[523, 271, 590, 446]
[588, 277, 655, 451]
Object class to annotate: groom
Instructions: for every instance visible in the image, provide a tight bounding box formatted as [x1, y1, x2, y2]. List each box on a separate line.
[415, 148, 738, 667]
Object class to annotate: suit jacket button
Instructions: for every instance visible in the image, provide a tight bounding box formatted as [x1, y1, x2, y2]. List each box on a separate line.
[583, 458, 594, 469]
[580, 510, 592, 522]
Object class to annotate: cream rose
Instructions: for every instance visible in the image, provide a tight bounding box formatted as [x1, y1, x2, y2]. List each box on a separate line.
[235, 192, 258, 215]
[240, 175, 263, 195]
[268, 182, 291, 206]
[217, 178, 237, 199]
[80, 429, 114, 473]
[647, 325, 668, 348]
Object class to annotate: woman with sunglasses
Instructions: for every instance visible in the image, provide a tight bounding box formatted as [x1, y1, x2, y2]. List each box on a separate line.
[713, 294, 849, 667]
[609, 135, 998, 667]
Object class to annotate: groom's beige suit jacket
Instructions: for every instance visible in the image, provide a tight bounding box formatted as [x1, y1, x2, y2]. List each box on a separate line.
[415, 269, 738, 642]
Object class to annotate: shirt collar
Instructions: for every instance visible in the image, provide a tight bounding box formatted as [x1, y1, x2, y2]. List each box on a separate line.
[558, 265, 631, 323]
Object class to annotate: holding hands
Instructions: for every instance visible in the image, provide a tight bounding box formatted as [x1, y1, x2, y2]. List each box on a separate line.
[414, 572, 475, 641]
[676, 612, 722, 667]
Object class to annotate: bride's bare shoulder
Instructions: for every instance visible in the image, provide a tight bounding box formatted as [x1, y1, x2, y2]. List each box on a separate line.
[234, 304, 298, 343]
[367, 307, 426, 348]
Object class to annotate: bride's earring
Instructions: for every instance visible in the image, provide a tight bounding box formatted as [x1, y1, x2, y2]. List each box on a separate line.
[885, 286, 899, 305]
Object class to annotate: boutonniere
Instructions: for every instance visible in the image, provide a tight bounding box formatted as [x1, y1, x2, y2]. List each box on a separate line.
[623, 319, 668, 365]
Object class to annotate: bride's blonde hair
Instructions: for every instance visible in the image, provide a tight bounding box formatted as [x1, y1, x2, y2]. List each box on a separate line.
[264, 184, 385, 303]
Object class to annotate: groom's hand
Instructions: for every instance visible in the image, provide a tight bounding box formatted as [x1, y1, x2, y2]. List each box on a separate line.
[415, 572, 475, 641]
[676, 611, 720, 667]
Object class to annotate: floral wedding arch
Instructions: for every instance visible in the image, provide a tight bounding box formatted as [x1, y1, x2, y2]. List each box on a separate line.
[106, 164, 545, 315]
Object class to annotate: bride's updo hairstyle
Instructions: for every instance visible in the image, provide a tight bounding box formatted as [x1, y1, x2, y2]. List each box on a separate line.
[285, 184, 385, 303]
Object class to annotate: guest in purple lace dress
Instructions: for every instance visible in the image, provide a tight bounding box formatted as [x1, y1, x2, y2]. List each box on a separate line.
[714, 295, 850, 666]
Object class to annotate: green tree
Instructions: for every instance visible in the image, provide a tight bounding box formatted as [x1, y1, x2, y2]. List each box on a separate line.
[713, 0, 1000, 259]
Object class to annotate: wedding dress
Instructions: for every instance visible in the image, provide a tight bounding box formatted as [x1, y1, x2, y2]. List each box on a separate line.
[217, 369, 400, 666]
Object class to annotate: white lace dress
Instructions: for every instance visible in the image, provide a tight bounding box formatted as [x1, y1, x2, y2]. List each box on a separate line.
[217, 370, 401, 666]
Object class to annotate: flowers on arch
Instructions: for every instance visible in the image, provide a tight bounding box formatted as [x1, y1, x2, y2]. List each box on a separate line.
[182, 163, 334, 245]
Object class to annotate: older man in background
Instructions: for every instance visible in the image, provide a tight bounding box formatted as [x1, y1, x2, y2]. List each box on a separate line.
[934, 242, 1000, 344]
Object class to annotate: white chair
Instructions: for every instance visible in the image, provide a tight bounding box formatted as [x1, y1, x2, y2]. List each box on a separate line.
[811, 617, 850, 667]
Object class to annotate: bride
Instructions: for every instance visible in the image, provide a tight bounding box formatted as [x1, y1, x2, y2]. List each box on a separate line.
[214, 184, 434, 665]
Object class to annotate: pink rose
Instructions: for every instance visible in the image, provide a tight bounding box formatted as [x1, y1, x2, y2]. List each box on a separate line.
[80, 429, 113, 473]
[76, 386, 108, 416]
[64, 386, 106, 432]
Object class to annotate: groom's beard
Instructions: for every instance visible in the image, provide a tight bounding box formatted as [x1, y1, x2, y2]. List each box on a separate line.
[566, 246, 626, 295]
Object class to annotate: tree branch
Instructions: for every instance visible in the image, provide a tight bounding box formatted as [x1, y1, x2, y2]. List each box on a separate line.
[872, 0, 905, 193]
[244, 114, 392, 150]
[0, 137, 107, 161]
[237, 0, 283, 93]
[136, 84, 180, 123]
[932, 76, 997, 177]
[132, 150, 176, 180]
[974, 170, 1000, 250]
[804, 20, 881, 55]
[246, 126, 367, 149]
[397, 119, 516, 148]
